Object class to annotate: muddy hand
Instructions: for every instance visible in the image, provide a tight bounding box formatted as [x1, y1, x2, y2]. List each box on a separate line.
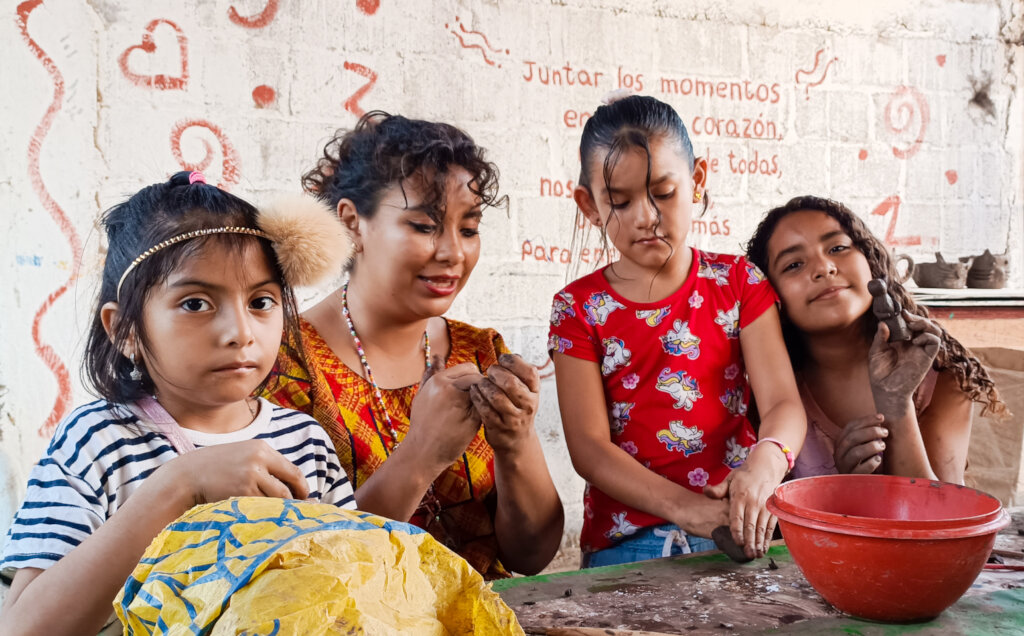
[868, 314, 940, 419]
[834, 414, 888, 474]
[406, 360, 484, 469]
[470, 353, 540, 454]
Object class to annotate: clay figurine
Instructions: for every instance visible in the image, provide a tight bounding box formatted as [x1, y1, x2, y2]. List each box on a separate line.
[868, 278, 911, 342]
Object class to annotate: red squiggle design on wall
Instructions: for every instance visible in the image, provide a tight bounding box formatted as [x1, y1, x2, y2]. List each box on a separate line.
[118, 19, 188, 90]
[170, 120, 241, 190]
[456, 16, 505, 54]
[534, 358, 555, 380]
[794, 48, 838, 100]
[228, 0, 279, 28]
[446, 16, 508, 67]
[884, 86, 930, 160]
[17, 0, 83, 437]
[343, 61, 377, 117]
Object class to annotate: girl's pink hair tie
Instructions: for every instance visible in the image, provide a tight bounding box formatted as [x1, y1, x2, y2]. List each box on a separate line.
[188, 171, 207, 185]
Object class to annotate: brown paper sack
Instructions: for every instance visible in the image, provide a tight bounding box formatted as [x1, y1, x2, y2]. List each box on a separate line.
[964, 347, 1024, 505]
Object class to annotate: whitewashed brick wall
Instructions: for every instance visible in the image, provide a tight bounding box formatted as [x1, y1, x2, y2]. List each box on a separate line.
[2, 0, 1022, 556]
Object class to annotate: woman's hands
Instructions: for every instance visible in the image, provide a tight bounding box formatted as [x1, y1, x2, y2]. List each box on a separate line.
[833, 414, 888, 474]
[404, 360, 484, 472]
[475, 354, 563, 574]
[470, 354, 541, 454]
[352, 361, 485, 521]
[868, 312, 941, 419]
[704, 443, 788, 559]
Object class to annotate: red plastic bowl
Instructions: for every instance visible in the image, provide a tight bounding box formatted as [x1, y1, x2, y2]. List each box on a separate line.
[767, 474, 1009, 622]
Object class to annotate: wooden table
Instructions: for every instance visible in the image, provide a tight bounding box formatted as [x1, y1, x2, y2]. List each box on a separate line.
[495, 510, 1024, 635]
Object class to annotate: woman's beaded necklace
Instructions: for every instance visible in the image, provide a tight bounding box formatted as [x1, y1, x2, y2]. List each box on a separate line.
[341, 281, 431, 449]
[341, 281, 451, 545]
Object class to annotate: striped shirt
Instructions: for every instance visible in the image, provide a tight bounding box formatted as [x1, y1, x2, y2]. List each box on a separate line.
[1, 397, 354, 581]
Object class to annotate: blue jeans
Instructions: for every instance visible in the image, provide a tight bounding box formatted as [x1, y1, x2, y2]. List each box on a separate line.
[581, 523, 718, 568]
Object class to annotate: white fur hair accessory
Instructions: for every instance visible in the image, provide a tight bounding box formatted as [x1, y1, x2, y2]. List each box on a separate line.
[257, 193, 349, 288]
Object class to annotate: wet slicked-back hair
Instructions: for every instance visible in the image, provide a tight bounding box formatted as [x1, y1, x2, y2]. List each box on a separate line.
[579, 95, 695, 191]
[84, 171, 302, 404]
[746, 195, 1005, 416]
[573, 95, 705, 278]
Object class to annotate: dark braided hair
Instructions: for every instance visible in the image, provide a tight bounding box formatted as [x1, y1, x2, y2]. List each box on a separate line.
[746, 195, 1005, 416]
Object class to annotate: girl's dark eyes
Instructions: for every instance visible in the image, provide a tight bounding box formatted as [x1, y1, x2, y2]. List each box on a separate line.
[181, 298, 210, 312]
[781, 261, 801, 273]
[250, 295, 278, 311]
[653, 190, 675, 200]
[461, 228, 480, 238]
[829, 244, 850, 254]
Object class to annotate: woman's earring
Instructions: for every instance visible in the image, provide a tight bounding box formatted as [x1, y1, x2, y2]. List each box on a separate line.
[130, 353, 143, 382]
[693, 191, 703, 203]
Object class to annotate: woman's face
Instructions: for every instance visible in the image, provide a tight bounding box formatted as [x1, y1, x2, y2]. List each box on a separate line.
[765, 210, 874, 334]
[353, 166, 482, 319]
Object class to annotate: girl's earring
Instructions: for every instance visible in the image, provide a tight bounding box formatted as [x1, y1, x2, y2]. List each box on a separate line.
[130, 353, 143, 382]
[693, 191, 703, 203]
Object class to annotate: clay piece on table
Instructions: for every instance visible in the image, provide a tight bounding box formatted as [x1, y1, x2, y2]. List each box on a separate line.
[867, 278, 912, 342]
[966, 249, 1008, 289]
[712, 525, 753, 563]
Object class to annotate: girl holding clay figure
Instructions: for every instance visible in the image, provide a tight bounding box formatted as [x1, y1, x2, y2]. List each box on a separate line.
[265, 111, 564, 578]
[548, 94, 806, 567]
[745, 195, 1006, 483]
[0, 172, 354, 636]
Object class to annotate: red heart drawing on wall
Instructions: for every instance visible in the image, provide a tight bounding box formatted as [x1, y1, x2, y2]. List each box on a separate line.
[118, 19, 189, 90]
[936, 55, 946, 67]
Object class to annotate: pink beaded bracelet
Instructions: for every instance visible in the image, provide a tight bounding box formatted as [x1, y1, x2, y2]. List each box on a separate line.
[756, 437, 795, 472]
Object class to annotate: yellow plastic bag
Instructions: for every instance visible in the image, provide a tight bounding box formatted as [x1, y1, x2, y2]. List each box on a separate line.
[114, 497, 523, 635]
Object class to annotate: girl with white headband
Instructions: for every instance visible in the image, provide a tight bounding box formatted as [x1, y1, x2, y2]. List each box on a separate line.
[0, 171, 355, 635]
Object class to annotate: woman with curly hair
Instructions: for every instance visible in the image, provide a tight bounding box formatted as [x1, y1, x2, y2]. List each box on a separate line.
[746, 196, 1004, 483]
[265, 112, 563, 578]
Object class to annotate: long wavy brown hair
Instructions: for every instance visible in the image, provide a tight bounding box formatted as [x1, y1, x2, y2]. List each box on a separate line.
[746, 195, 1006, 417]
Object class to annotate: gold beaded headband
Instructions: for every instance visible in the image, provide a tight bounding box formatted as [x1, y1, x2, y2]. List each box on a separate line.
[113, 176, 349, 301]
[116, 226, 271, 299]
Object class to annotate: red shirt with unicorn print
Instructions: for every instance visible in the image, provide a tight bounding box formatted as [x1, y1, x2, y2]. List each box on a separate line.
[548, 248, 778, 553]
